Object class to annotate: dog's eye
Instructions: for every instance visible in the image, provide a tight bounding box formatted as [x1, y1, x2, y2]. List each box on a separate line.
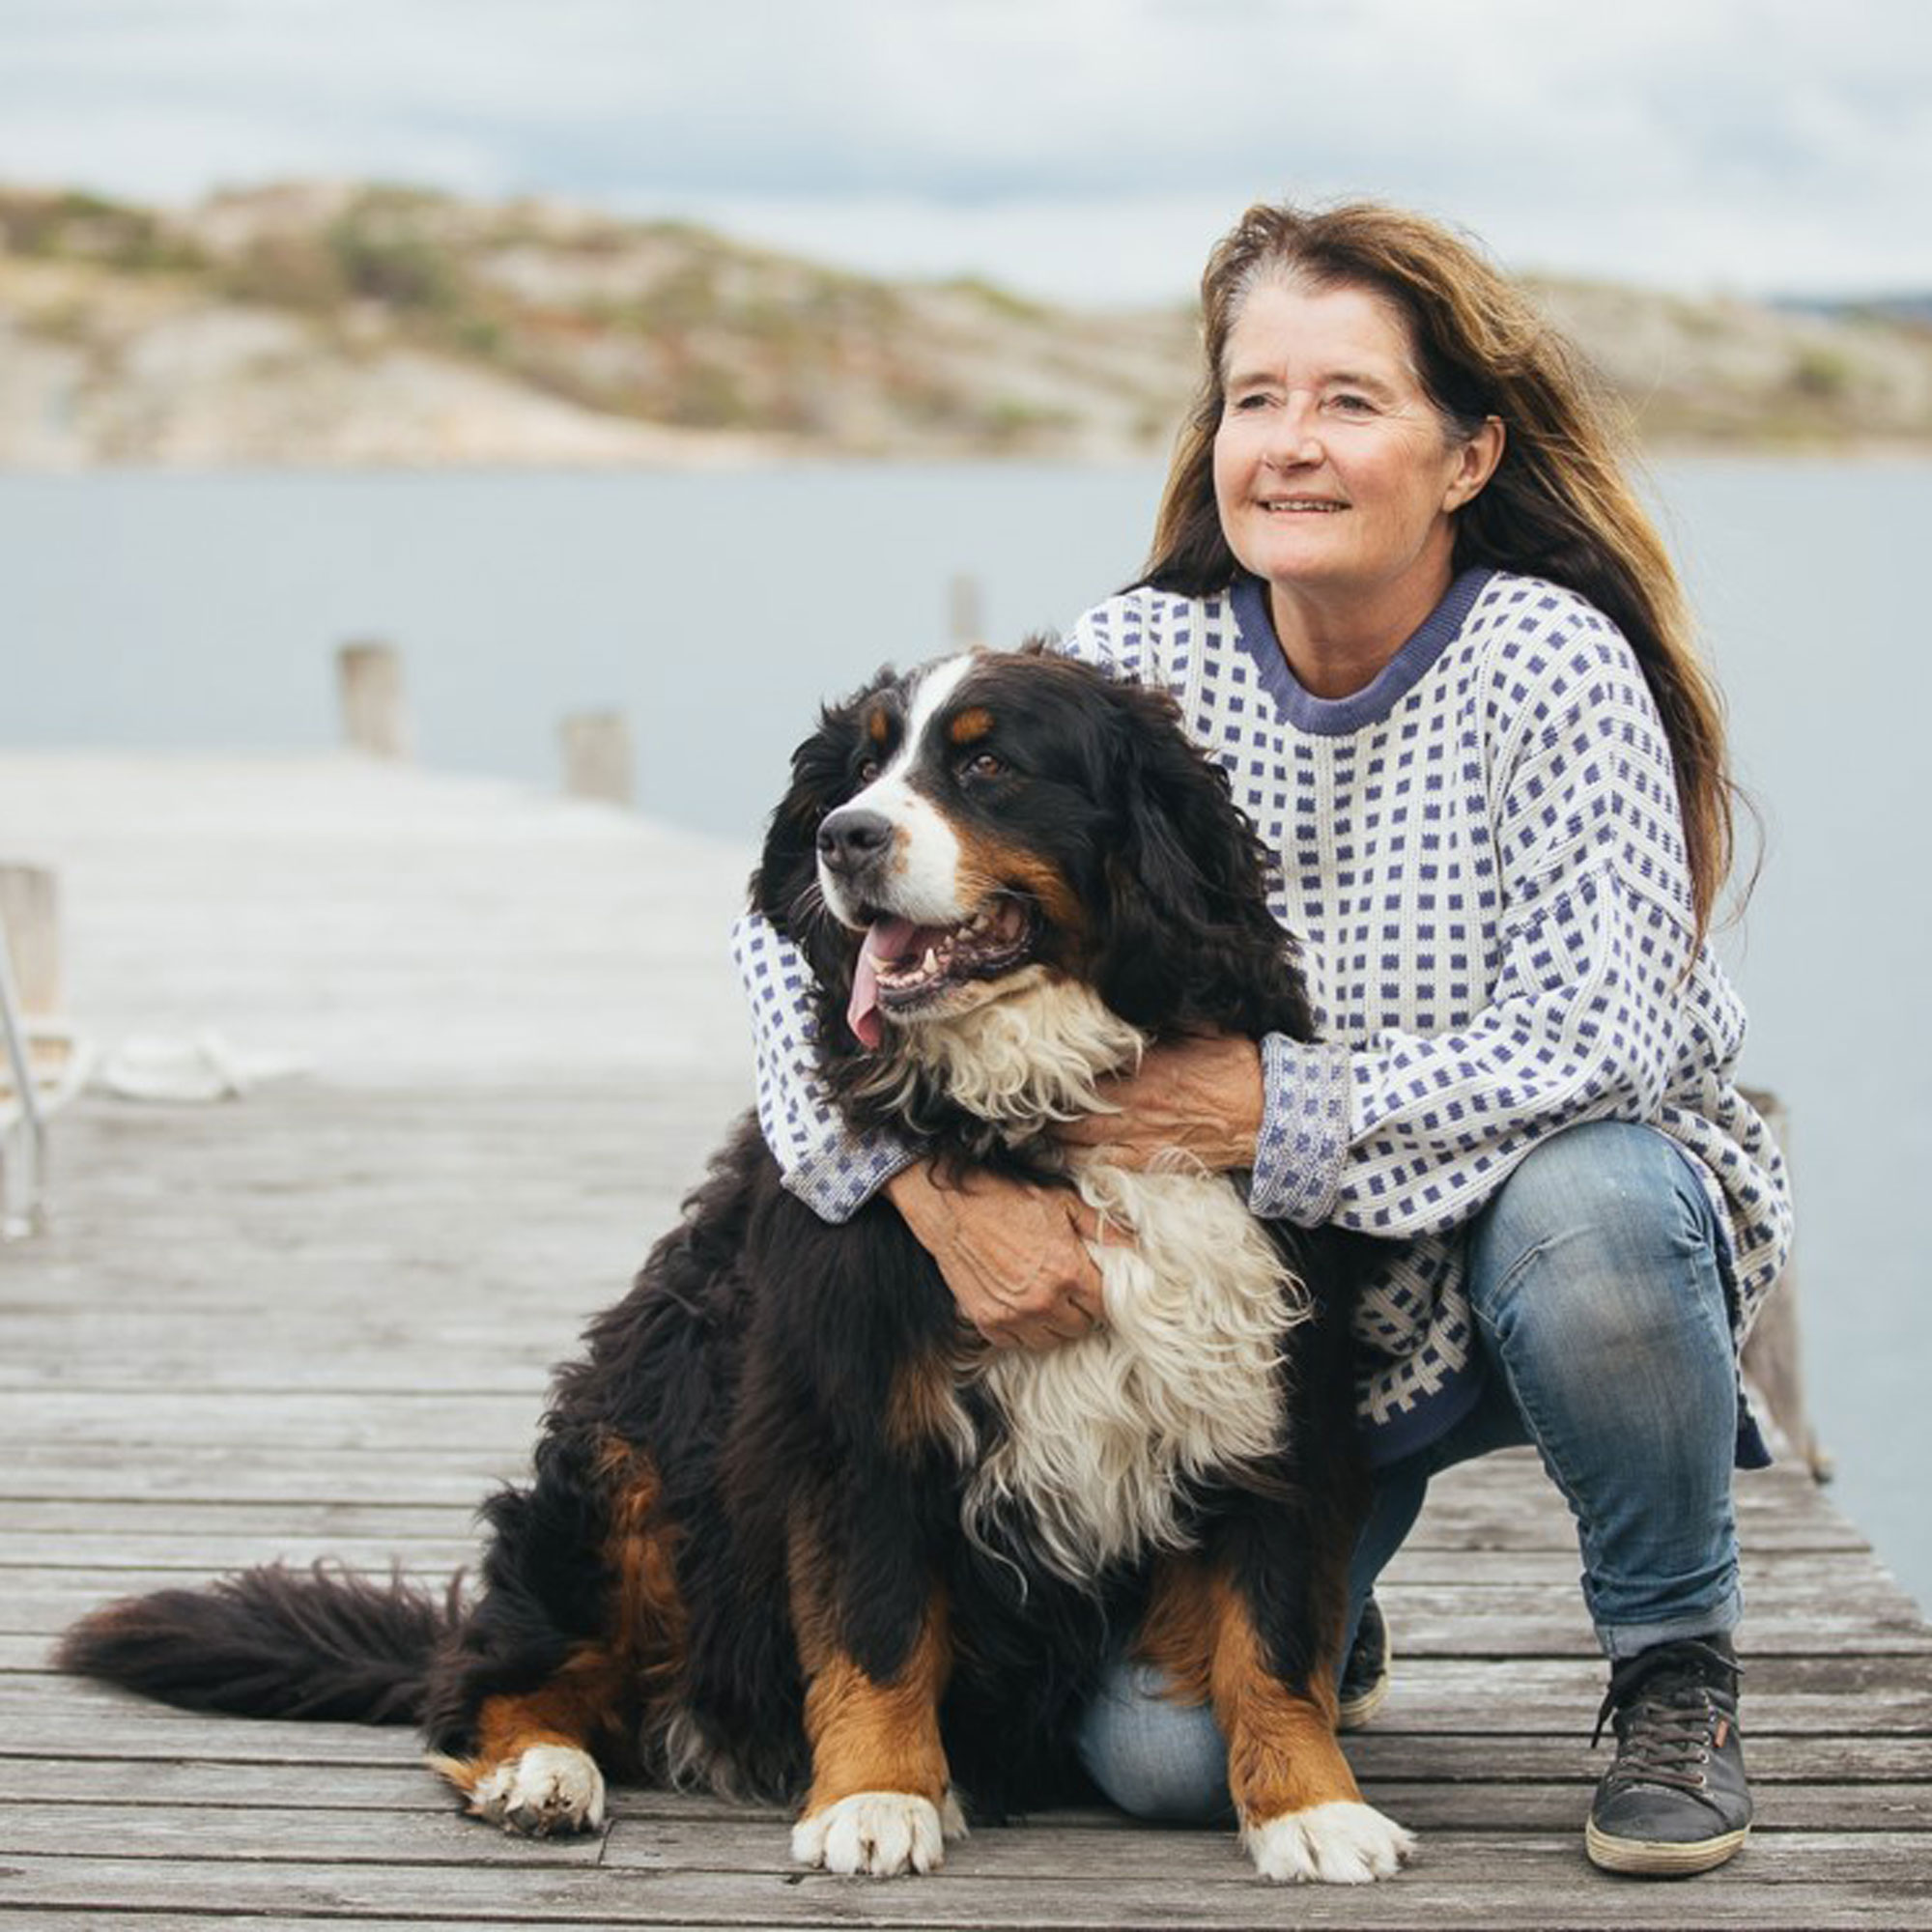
[962, 752, 1004, 781]
[856, 758, 881, 785]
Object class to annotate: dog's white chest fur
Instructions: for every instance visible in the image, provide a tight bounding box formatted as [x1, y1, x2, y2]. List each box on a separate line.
[897, 980, 1308, 1583]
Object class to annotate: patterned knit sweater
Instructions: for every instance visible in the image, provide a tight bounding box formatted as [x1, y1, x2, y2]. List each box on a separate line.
[730, 568, 1793, 1464]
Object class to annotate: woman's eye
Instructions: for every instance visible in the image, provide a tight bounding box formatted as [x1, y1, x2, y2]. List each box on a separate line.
[1328, 392, 1377, 415]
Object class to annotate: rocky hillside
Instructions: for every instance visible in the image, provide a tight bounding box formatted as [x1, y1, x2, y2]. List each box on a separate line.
[3, 182, 1927, 468]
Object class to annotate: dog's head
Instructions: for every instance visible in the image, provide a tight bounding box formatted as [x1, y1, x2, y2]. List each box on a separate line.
[753, 646, 1312, 1109]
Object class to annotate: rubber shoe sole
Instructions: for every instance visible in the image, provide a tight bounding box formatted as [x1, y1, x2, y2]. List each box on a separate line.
[1585, 1817, 1750, 1875]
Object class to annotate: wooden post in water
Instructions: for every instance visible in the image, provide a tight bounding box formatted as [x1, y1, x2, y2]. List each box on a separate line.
[948, 573, 984, 649]
[559, 712, 634, 808]
[337, 640, 412, 760]
[1740, 1087, 1830, 1481]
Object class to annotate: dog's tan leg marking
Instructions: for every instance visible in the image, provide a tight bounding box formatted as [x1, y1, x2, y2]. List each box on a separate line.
[1135, 1561, 1412, 1883]
[596, 1435, 691, 1707]
[1208, 1577, 1412, 1883]
[1133, 1555, 1219, 1705]
[786, 1525, 957, 1876]
[430, 1648, 622, 1836]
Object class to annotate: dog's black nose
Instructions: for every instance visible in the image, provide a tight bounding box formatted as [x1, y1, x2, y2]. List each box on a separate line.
[817, 808, 894, 872]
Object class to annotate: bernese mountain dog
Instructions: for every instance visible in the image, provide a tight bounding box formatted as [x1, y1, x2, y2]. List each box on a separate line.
[60, 645, 1413, 1886]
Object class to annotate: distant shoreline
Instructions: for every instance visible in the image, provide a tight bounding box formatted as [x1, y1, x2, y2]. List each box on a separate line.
[5, 439, 1932, 478]
[7, 181, 1932, 471]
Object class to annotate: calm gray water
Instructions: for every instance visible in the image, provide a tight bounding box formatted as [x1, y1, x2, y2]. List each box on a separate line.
[2, 460, 1926, 1613]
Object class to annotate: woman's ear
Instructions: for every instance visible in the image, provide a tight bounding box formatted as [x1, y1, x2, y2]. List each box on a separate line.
[1444, 414, 1506, 512]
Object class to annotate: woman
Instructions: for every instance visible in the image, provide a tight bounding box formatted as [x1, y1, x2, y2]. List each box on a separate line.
[731, 200, 1792, 1877]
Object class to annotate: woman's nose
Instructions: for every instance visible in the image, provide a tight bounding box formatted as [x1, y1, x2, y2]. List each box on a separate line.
[1262, 394, 1322, 466]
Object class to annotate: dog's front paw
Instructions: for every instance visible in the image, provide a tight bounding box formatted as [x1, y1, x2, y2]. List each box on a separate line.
[792, 1790, 948, 1876]
[1244, 1800, 1414, 1884]
[466, 1745, 607, 1836]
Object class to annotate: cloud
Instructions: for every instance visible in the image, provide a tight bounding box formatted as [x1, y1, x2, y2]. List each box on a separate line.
[1, 0, 1927, 298]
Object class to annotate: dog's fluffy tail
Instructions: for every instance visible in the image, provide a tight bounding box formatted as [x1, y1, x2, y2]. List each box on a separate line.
[57, 1562, 459, 1726]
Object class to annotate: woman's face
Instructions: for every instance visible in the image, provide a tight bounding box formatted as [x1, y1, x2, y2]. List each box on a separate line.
[1212, 278, 1494, 618]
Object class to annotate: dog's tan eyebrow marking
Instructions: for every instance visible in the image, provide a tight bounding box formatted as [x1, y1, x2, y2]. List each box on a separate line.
[948, 707, 995, 747]
[866, 707, 894, 747]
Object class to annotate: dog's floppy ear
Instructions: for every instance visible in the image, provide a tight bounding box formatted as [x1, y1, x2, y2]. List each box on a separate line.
[1097, 682, 1315, 1041]
[748, 667, 897, 986]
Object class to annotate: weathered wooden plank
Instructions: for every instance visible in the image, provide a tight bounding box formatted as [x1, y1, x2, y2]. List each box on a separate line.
[0, 1535, 482, 1571]
[4, 1782, 1924, 1865]
[7, 1656, 1930, 1746]
[1, 1731, 1923, 1794]
[0, 1501, 476, 1537]
[0, 1802, 606, 1864]
[0, 1759, 458, 1809]
[4, 1842, 1932, 1928]
[0, 1448, 519, 1505]
[0, 1391, 544, 1449]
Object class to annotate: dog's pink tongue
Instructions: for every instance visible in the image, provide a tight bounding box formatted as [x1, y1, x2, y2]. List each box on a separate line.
[848, 917, 921, 1049]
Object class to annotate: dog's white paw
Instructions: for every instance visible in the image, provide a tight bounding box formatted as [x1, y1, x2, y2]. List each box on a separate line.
[1244, 1800, 1414, 1884]
[791, 1790, 948, 1876]
[468, 1744, 606, 1837]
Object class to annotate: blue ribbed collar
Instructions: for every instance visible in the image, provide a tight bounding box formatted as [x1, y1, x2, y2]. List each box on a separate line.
[1230, 567, 1493, 736]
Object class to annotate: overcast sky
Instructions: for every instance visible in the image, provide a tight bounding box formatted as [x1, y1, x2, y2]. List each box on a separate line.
[3, 0, 1927, 305]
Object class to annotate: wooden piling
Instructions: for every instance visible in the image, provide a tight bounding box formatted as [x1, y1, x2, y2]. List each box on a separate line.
[558, 711, 634, 808]
[336, 641, 412, 760]
[1741, 1089, 1830, 1480]
[948, 571, 984, 648]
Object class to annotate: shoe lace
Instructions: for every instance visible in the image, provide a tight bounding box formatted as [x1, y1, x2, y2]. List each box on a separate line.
[1590, 1639, 1740, 1791]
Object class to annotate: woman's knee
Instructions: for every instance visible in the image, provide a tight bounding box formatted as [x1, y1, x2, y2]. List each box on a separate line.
[1473, 1126, 1720, 1321]
[1468, 1122, 1733, 1415]
[1075, 1662, 1232, 1824]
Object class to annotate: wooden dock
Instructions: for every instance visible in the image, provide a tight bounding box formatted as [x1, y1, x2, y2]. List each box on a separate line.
[2, 753, 1929, 1929]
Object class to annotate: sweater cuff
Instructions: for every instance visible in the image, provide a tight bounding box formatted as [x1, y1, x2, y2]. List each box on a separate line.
[1246, 1035, 1351, 1226]
[781, 1128, 923, 1224]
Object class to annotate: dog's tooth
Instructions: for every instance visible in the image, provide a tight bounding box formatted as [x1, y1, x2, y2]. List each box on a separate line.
[923, 947, 939, 975]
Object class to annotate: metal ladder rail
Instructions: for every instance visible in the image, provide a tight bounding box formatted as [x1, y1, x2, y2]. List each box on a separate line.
[0, 921, 46, 1238]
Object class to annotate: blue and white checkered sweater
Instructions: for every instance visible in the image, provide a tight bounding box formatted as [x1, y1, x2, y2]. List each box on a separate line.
[730, 568, 1793, 1464]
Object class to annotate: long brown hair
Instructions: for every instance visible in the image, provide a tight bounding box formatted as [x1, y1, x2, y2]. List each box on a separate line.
[1147, 200, 1747, 942]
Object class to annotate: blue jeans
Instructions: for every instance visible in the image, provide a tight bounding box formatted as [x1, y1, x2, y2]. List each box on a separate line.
[1076, 1121, 1744, 1822]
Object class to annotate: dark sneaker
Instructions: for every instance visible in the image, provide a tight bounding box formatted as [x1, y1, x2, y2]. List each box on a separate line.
[1586, 1633, 1751, 1875]
[1337, 1593, 1390, 1731]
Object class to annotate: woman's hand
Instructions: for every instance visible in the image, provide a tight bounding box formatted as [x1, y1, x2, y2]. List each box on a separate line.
[887, 1162, 1108, 1351]
[1053, 1035, 1266, 1171]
